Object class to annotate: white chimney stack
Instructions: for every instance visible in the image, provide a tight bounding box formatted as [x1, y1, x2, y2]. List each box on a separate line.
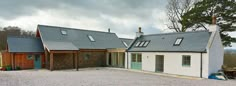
[136, 27, 144, 37]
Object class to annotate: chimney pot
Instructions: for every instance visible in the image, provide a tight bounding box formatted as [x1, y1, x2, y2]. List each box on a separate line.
[108, 28, 110, 33]
[138, 27, 142, 33]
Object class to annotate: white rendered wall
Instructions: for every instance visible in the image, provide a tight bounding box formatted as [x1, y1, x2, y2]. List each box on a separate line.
[126, 52, 209, 78]
[208, 31, 224, 75]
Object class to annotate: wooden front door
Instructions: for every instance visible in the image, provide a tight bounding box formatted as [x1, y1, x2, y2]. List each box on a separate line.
[131, 53, 142, 70]
[34, 55, 41, 69]
[155, 55, 164, 72]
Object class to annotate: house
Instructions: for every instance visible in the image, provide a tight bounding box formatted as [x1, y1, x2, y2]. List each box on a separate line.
[35, 25, 127, 70]
[126, 25, 224, 78]
[5, 37, 45, 69]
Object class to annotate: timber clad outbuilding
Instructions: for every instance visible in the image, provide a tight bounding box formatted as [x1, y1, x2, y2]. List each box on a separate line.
[5, 37, 45, 69]
[36, 25, 127, 70]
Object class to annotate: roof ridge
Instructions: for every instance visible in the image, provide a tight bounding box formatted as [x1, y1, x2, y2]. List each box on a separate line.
[143, 30, 209, 36]
[38, 24, 115, 34]
[119, 38, 133, 40]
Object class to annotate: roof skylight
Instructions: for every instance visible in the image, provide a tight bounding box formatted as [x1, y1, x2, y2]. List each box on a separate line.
[139, 41, 145, 47]
[174, 38, 183, 46]
[123, 41, 128, 47]
[143, 41, 150, 47]
[61, 30, 67, 35]
[135, 40, 150, 47]
[88, 35, 95, 42]
[135, 42, 141, 47]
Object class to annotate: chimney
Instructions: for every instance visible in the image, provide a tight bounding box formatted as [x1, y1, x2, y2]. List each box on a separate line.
[208, 15, 219, 32]
[136, 27, 144, 37]
[108, 28, 110, 33]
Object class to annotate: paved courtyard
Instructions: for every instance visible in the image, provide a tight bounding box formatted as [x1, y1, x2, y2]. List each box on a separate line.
[0, 68, 235, 86]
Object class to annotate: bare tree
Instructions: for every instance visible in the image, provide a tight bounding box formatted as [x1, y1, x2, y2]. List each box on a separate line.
[166, 0, 197, 32]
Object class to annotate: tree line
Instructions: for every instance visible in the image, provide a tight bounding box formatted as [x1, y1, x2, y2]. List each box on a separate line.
[166, 0, 236, 46]
[0, 26, 35, 51]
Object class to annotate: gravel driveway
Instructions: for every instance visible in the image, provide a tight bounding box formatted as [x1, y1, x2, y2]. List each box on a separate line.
[0, 68, 235, 86]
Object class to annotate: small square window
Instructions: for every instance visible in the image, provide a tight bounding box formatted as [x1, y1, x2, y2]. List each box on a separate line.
[182, 55, 191, 66]
[61, 30, 67, 35]
[174, 38, 183, 46]
[84, 54, 90, 60]
[88, 35, 95, 42]
[27, 55, 33, 60]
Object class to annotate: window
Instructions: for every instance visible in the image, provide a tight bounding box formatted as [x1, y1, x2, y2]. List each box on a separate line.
[139, 41, 145, 47]
[143, 41, 150, 47]
[182, 55, 191, 66]
[84, 53, 90, 60]
[88, 35, 95, 42]
[137, 54, 142, 62]
[135, 42, 141, 47]
[135, 40, 150, 47]
[174, 38, 183, 46]
[27, 55, 33, 60]
[61, 30, 67, 35]
[123, 41, 128, 47]
[131, 53, 142, 62]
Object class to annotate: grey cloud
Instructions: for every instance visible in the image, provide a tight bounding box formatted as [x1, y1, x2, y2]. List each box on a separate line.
[0, 0, 167, 20]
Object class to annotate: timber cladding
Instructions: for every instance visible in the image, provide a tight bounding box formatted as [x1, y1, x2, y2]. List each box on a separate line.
[78, 51, 106, 68]
[53, 53, 74, 70]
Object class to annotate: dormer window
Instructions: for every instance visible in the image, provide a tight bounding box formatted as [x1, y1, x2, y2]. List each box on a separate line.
[88, 35, 95, 42]
[174, 38, 183, 46]
[61, 30, 67, 35]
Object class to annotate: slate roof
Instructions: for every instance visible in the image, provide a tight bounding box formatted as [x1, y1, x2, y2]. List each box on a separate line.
[38, 25, 126, 50]
[119, 38, 133, 47]
[127, 31, 212, 52]
[7, 37, 44, 53]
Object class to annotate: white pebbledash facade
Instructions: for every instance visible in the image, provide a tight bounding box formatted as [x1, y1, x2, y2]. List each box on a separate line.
[125, 25, 224, 78]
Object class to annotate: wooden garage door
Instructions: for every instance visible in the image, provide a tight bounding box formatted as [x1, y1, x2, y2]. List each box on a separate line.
[131, 53, 142, 70]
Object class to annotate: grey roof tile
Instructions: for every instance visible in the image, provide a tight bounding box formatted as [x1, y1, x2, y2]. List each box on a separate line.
[127, 31, 211, 52]
[7, 37, 44, 52]
[38, 25, 126, 50]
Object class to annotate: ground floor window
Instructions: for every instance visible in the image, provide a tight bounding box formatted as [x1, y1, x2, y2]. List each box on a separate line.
[182, 55, 191, 67]
[27, 55, 33, 60]
[131, 53, 142, 62]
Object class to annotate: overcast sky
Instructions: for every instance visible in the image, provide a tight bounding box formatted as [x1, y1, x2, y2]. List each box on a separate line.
[0, 0, 170, 38]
